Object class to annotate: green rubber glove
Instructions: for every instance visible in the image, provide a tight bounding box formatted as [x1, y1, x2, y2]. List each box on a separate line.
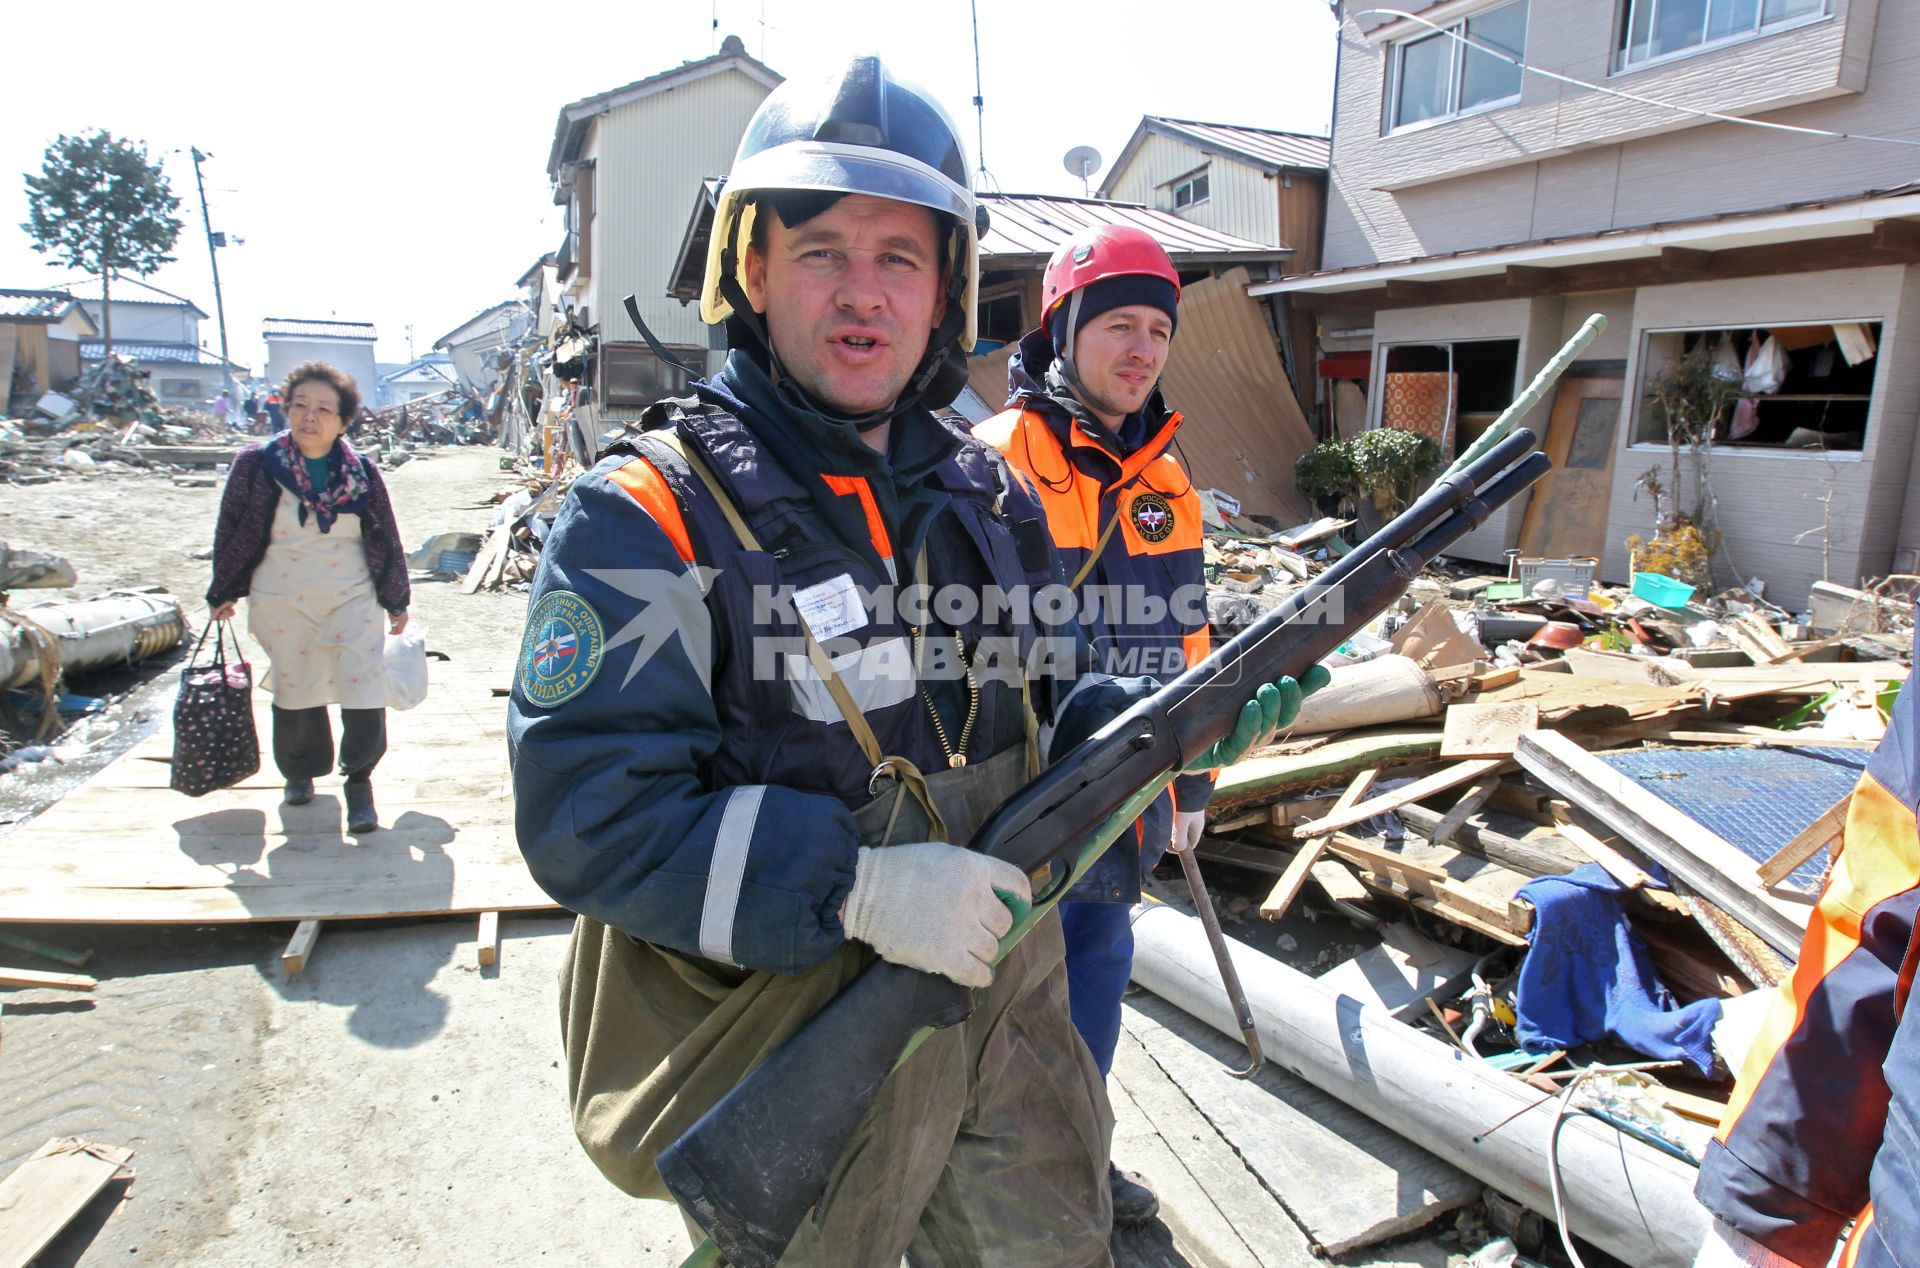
[1184, 662, 1333, 772]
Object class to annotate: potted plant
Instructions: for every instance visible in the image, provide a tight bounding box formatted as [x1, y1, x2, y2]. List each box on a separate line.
[1294, 439, 1358, 516]
[1348, 427, 1441, 516]
[1630, 345, 1740, 587]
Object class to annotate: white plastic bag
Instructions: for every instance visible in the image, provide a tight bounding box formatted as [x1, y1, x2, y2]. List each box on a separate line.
[384, 621, 429, 711]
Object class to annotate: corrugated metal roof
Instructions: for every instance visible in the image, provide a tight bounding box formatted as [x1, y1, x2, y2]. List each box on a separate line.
[262, 317, 378, 341]
[1147, 118, 1331, 172]
[978, 194, 1291, 267]
[80, 341, 237, 366]
[0, 288, 75, 320]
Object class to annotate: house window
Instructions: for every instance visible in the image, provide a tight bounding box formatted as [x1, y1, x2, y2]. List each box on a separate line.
[1618, 0, 1827, 70]
[976, 285, 1026, 348]
[158, 378, 199, 401]
[1630, 323, 1878, 452]
[1386, 1, 1528, 132]
[1172, 170, 1210, 209]
[600, 342, 700, 408]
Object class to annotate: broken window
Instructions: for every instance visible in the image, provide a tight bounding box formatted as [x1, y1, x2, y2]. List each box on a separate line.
[1630, 324, 1879, 452]
[1618, 0, 1827, 69]
[1377, 339, 1520, 460]
[600, 342, 699, 408]
[1385, 1, 1528, 132]
[975, 283, 1027, 349]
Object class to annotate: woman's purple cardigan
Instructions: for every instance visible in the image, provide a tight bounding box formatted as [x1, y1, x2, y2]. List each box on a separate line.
[206, 444, 411, 614]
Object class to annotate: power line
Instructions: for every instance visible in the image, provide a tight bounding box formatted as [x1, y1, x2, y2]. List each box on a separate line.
[1354, 7, 1920, 150]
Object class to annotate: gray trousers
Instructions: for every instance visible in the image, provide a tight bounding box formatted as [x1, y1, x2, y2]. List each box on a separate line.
[270, 704, 386, 780]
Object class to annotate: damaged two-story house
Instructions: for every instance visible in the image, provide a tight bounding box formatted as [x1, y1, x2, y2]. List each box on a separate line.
[1262, 0, 1920, 607]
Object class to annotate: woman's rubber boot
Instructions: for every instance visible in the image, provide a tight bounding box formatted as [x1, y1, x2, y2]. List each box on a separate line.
[284, 778, 314, 806]
[1109, 1164, 1159, 1226]
[344, 777, 378, 833]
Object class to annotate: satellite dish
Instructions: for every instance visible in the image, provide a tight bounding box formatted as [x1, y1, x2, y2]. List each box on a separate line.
[1063, 145, 1101, 196]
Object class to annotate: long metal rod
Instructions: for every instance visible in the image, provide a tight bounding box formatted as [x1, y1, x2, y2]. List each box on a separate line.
[1173, 847, 1263, 1075]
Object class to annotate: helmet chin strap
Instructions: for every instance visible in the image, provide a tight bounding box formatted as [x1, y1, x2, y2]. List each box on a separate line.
[719, 207, 967, 433]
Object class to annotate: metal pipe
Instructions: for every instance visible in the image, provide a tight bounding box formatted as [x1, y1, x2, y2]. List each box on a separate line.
[0, 591, 187, 689]
[1128, 902, 1708, 1268]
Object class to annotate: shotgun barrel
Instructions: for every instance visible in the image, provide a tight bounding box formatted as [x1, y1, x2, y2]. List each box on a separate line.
[660, 433, 1554, 1268]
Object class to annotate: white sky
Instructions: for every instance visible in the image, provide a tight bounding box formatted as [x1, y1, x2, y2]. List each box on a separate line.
[1, 0, 1336, 375]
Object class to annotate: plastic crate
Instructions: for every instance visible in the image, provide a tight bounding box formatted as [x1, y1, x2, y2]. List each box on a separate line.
[1515, 556, 1597, 600]
[1632, 572, 1697, 609]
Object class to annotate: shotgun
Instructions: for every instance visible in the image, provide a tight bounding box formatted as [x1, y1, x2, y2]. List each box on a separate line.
[660, 421, 1555, 1267]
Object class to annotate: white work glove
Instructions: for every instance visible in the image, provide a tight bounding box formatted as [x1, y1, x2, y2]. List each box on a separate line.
[841, 842, 1031, 989]
[1173, 809, 1207, 855]
[1692, 1219, 1804, 1268]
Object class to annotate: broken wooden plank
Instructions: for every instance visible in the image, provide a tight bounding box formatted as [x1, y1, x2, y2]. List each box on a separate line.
[1440, 703, 1540, 759]
[1310, 860, 1371, 903]
[460, 526, 510, 595]
[1553, 820, 1656, 890]
[1211, 728, 1445, 812]
[1260, 768, 1379, 920]
[1327, 833, 1454, 885]
[0, 1138, 135, 1268]
[1468, 664, 1523, 691]
[1427, 777, 1500, 845]
[1756, 792, 1850, 889]
[1296, 759, 1505, 840]
[477, 911, 501, 967]
[282, 920, 321, 975]
[1653, 1086, 1727, 1128]
[0, 967, 96, 991]
[1393, 803, 1585, 877]
[1515, 731, 1811, 957]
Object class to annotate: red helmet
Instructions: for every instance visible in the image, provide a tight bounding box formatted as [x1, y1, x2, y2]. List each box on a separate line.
[1041, 225, 1181, 324]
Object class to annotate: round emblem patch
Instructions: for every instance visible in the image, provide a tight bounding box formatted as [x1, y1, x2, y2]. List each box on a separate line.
[1131, 491, 1175, 543]
[519, 590, 605, 708]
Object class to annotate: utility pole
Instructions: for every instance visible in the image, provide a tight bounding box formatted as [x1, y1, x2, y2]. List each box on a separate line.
[189, 147, 235, 399]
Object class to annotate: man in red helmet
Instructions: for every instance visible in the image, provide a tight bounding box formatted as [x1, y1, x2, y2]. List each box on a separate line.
[976, 224, 1218, 1224]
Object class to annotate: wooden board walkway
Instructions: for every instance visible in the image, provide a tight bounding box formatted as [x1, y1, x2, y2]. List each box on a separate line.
[0, 665, 556, 924]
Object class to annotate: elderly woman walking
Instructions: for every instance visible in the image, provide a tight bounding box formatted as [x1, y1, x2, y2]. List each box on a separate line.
[207, 362, 410, 832]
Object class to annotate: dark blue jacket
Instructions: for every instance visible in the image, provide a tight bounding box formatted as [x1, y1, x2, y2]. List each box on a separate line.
[508, 354, 1144, 975]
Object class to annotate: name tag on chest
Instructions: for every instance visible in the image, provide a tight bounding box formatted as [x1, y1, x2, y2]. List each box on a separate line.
[794, 572, 867, 642]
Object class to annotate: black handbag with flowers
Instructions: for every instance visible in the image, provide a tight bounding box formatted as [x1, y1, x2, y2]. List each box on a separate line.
[170, 620, 259, 797]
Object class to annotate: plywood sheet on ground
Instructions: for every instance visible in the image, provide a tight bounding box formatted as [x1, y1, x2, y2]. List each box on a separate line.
[0, 667, 554, 924]
[1124, 994, 1476, 1255]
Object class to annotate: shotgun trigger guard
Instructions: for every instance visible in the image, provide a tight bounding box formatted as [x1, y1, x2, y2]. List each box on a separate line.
[1028, 858, 1073, 907]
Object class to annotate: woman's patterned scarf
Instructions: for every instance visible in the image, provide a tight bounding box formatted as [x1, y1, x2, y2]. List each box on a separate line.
[265, 431, 371, 533]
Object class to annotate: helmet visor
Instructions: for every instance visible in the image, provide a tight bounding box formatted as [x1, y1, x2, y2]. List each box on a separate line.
[725, 141, 974, 225]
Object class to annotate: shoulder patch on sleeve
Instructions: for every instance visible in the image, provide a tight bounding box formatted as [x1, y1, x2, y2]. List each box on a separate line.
[518, 590, 606, 707]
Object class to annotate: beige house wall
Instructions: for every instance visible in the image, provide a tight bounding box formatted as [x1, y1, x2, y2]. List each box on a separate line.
[582, 69, 773, 351]
[1103, 132, 1282, 246]
[1324, 0, 1905, 271]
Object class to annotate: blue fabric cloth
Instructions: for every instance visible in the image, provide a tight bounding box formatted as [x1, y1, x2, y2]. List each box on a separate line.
[1514, 863, 1721, 1075]
[1060, 900, 1134, 1076]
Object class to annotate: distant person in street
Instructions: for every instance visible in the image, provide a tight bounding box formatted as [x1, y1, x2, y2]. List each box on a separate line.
[242, 390, 260, 431]
[265, 391, 284, 432]
[206, 361, 410, 834]
[211, 388, 233, 425]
